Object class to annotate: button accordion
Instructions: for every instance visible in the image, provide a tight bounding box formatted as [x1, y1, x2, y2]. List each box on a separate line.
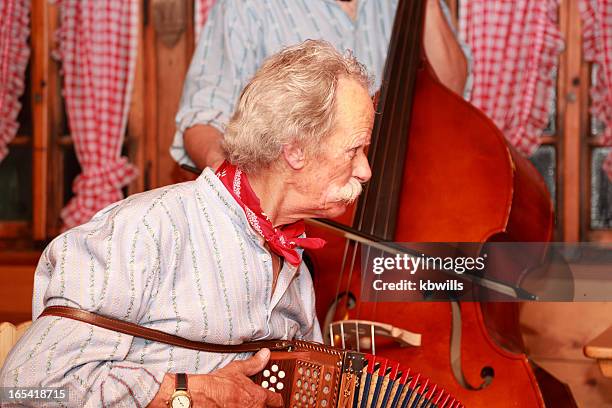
[251, 340, 462, 408]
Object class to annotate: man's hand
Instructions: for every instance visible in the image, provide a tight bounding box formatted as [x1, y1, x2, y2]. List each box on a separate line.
[184, 124, 226, 171]
[192, 348, 283, 407]
[148, 349, 283, 408]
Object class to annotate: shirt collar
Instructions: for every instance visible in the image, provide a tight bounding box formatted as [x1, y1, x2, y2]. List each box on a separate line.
[196, 168, 313, 264]
[197, 168, 263, 245]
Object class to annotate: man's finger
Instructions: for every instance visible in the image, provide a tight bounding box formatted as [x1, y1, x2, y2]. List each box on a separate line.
[264, 389, 283, 407]
[235, 348, 271, 376]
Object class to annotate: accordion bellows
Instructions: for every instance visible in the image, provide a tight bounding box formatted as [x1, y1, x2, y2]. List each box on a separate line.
[251, 340, 463, 408]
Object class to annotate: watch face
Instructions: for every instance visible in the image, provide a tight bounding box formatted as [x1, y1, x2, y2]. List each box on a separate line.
[171, 395, 191, 408]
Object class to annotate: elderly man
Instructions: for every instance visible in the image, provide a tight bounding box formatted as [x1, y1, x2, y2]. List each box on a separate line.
[171, 0, 470, 171]
[0, 40, 373, 407]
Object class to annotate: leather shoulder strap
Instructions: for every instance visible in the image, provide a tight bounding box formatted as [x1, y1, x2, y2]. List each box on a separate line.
[40, 306, 293, 353]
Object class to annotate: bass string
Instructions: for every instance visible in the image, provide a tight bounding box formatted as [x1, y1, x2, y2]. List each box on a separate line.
[345, 0, 421, 352]
[329, 238, 351, 339]
[355, 0, 420, 238]
[330, 0, 425, 351]
[379, 0, 421, 238]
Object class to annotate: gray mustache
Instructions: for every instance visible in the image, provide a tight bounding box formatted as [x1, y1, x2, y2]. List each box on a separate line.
[336, 178, 363, 203]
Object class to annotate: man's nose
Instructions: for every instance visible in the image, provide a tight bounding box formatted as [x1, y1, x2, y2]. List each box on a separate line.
[353, 152, 372, 183]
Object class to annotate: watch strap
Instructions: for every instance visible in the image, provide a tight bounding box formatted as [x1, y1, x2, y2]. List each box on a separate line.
[175, 373, 188, 391]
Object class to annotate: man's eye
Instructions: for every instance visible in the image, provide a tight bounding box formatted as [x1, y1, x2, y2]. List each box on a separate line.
[349, 147, 359, 157]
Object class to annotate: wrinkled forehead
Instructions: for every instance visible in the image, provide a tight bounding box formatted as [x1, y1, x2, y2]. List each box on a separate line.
[328, 80, 374, 135]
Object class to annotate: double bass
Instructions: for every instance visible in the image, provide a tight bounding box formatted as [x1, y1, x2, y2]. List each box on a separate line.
[305, 0, 576, 406]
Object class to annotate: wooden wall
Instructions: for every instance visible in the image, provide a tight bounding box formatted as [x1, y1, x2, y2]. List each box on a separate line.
[136, 0, 197, 190]
[0, 252, 38, 324]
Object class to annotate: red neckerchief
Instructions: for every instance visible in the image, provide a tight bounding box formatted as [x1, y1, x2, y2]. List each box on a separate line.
[216, 161, 326, 266]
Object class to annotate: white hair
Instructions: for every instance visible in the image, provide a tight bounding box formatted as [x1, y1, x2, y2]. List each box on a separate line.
[222, 39, 372, 173]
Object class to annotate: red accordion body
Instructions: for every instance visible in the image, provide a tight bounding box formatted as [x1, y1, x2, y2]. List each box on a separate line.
[251, 340, 462, 408]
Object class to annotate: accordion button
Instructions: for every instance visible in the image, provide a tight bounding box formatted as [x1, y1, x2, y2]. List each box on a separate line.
[270, 376, 277, 384]
[303, 381, 309, 389]
[311, 383, 316, 391]
[309, 397, 314, 405]
[302, 395, 307, 402]
[313, 370, 319, 378]
[297, 379, 302, 387]
[323, 386, 330, 394]
[321, 399, 328, 407]
[263, 370, 270, 378]
[294, 393, 300, 401]
[306, 369, 311, 377]
[277, 382, 284, 390]
[272, 364, 279, 372]
[298, 367, 304, 375]
[262, 381, 269, 388]
[324, 373, 331, 382]
[279, 371, 286, 379]
[269, 387, 275, 392]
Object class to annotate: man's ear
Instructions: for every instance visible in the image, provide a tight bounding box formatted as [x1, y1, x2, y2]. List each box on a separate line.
[282, 143, 306, 170]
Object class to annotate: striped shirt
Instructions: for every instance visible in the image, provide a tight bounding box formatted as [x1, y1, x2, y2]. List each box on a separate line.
[170, 0, 472, 167]
[0, 168, 321, 407]
[171, 0, 399, 166]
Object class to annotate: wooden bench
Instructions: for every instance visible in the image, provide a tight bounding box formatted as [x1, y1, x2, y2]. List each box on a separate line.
[0, 321, 32, 367]
[584, 325, 612, 378]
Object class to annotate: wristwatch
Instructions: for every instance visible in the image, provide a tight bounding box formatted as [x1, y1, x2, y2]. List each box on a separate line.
[168, 373, 192, 408]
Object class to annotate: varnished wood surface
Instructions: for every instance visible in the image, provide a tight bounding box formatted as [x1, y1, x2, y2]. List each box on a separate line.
[0, 223, 30, 240]
[0, 251, 39, 324]
[126, 1, 146, 195]
[141, 0, 195, 189]
[559, 0, 584, 242]
[31, 0, 51, 241]
[522, 302, 612, 406]
[584, 324, 612, 379]
[0, 321, 32, 367]
[585, 326, 612, 359]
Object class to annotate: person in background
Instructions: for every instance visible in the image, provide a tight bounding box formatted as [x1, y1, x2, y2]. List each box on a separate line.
[171, 0, 470, 171]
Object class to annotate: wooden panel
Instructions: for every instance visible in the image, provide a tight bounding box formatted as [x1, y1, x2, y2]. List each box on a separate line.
[0, 223, 30, 239]
[0, 321, 32, 367]
[586, 326, 612, 359]
[30, 0, 50, 240]
[522, 302, 612, 360]
[46, 2, 66, 237]
[588, 230, 612, 241]
[559, 0, 584, 242]
[585, 325, 612, 376]
[0, 251, 39, 327]
[157, 0, 194, 187]
[600, 360, 612, 378]
[127, 0, 147, 195]
[521, 302, 612, 406]
[146, 0, 195, 188]
[581, 85, 596, 239]
[0, 263, 36, 324]
[8, 135, 31, 146]
[533, 359, 612, 407]
[143, 1, 158, 190]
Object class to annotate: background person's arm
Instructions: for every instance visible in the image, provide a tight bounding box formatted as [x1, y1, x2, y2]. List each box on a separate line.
[183, 124, 224, 170]
[423, 0, 469, 96]
[171, 0, 261, 170]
